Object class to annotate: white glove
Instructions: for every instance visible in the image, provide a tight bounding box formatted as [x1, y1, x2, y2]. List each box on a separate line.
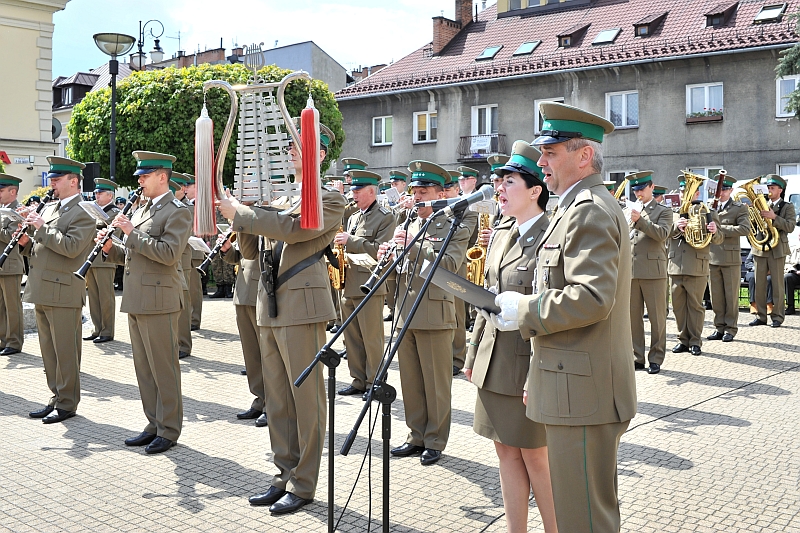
[495, 291, 523, 322]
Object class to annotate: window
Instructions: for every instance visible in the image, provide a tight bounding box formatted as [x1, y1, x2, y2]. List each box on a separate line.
[754, 3, 787, 23]
[607, 171, 636, 201]
[472, 105, 498, 136]
[593, 28, 621, 45]
[372, 116, 392, 146]
[688, 167, 722, 201]
[513, 41, 541, 56]
[476, 46, 502, 61]
[778, 164, 800, 175]
[606, 91, 639, 128]
[559, 36, 572, 47]
[686, 83, 723, 116]
[777, 76, 799, 118]
[63, 86, 73, 106]
[534, 97, 564, 133]
[635, 25, 650, 36]
[413, 111, 437, 143]
[509, 0, 523, 9]
[707, 14, 725, 26]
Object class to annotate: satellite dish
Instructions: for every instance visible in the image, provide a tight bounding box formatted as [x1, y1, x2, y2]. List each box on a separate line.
[52, 117, 62, 140]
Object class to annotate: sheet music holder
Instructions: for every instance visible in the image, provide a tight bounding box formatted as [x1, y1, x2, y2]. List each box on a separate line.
[78, 201, 111, 224]
[419, 259, 501, 314]
[0, 208, 25, 223]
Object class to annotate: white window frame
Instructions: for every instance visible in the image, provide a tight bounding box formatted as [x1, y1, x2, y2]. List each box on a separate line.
[372, 116, 392, 146]
[607, 170, 637, 200]
[413, 111, 437, 144]
[471, 105, 498, 136]
[605, 91, 639, 129]
[534, 97, 565, 134]
[686, 83, 724, 116]
[776, 75, 800, 118]
[778, 163, 800, 175]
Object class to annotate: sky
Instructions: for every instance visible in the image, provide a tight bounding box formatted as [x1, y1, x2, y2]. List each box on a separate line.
[53, 0, 476, 78]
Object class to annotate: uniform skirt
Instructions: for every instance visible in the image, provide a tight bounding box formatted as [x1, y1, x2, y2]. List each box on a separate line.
[473, 387, 547, 449]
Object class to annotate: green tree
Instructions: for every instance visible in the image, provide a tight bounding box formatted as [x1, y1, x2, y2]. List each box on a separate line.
[68, 63, 344, 188]
[0, 161, 4, 173]
[776, 8, 800, 116]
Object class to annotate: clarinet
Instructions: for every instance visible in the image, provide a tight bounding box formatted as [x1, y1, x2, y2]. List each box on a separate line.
[74, 187, 143, 280]
[360, 207, 417, 295]
[0, 189, 55, 269]
[197, 229, 235, 275]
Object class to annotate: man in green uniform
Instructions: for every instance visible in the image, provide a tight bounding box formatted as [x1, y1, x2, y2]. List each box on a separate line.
[22, 157, 96, 423]
[334, 170, 395, 398]
[0, 175, 25, 355]
[83, 178, 120, 344]
[168, 175, 193, 359]
[386, 170, 412, 322]
[180, 174, 204, 329]
[102, 151, 192, 453]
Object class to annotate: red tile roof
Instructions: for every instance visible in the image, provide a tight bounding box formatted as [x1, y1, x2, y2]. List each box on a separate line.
[336, 0, 800, 100]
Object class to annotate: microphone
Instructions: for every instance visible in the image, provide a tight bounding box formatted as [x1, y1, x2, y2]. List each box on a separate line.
[415, 187, 493, 216]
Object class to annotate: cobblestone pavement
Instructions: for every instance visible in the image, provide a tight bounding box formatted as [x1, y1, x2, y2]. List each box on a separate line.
[2, 297, 799, 532]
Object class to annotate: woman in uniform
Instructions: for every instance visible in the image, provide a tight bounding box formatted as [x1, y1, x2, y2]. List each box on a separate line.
[464, 141, 557, 533]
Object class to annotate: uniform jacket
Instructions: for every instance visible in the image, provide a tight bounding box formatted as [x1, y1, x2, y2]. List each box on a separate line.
[395, 214, 471, 331]
[709, 200, 750, 266]
[667, 210, 724, 277]
[189, 202, 206, 267]
[234, 188, 346, 328]
[517, 173, 637, 426]
[630, 200, 671, 279]
[105, 192, 192, 315]
[342, 200, 395, 299]
[466, 214, 548, 396]
[222, 247, 260, 307]
[22, 195, 96, 308]
[0, 199, 24, 276]
[752, 198, 796, 259]
[91, 203, 120, 268]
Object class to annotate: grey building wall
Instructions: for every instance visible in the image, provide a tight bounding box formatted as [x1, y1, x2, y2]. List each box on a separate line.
[262, 41, 348, 93]
[337, 48, 800, 189]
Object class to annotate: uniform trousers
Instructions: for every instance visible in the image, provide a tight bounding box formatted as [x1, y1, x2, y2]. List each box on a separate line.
[259, 322, 326, 500]
[342, 294, 384, 391]
[177, 287, 192, 355]
[385, 273, 397, 316]
[545, 421, 629, 533]
[452, 296, 467, 370]
[36, 305, 82, 411]
[755, 255, 787, 322]
[671, 274, 706, 347]
[190, 268, 203, 328]
[398, 328, 454, 451]
[86, 267, 116, 337]
[630, 278, 667, 365]
[235, 304, 265, 411]
[129, 311, 182, 441]
[710, 264, 741, 336]
[0, 274, 23, 350]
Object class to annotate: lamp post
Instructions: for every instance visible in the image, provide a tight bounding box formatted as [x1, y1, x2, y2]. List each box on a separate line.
[131, 20, 165, 71]
[93, 33, 136, 182]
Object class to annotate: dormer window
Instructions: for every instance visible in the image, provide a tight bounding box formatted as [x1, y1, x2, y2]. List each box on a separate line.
[559, 36, 572, 48]
[476, 45, 502, 61]
[633, 12, 668, 37]
[704, 2, 738, 28]
[754, 3, 787, 24]
[557, 23, 590, 49]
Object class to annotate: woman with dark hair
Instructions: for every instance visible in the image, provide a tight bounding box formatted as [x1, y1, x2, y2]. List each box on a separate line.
[465, 140, 557, 533]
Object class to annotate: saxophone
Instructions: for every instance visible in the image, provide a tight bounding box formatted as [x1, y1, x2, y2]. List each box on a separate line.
[733, 177, 780, 252]
[466, 213, 490, 286]
[678, 170, 713, 249]
[328, 225, 347, 289]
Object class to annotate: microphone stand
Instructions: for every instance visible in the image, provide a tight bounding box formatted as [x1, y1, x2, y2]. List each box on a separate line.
[341, 206, 467, 533]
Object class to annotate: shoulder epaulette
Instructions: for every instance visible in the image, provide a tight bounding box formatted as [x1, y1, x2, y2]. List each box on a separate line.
[378, 206, 391, 216]
[575, 189, 594, 204]
[172, 198, 187, 208]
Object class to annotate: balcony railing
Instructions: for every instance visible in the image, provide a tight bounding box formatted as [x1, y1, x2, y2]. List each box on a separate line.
[458, 134, 507, 161]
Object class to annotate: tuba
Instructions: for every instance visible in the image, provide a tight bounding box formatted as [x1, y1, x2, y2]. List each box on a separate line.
[678, 170, 713, 249]
[466, 212, 490, 286]
[734, 177, 780, 252]
[328, 225, 347, 289]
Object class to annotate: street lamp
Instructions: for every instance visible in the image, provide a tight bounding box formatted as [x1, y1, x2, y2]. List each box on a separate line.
[130, 20, 164, 71]
[93, 33, 136, 183]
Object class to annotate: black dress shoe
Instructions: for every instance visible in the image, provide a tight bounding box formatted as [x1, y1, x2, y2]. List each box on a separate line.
[269, 492, 312, 515]
[0, 347, 20, 355]
[672, 343, 689, 353]
[93, 336, 113, 344]
[337, 385, 365, 396]
[249, 486, 286, 506]
[647, 363, 661, 374]
[329, 325, 340, 334]
[190, 325, 200, 331]
[722, 333, 734, 342]
[706, 331, 723, 340]
[145, 436, 175, 454]
[689, 345, 701, 356]
[326, 323, 333, 331]
[255, 413, 268, 427]
[179, 351, 191, 359]
[634, 362, 646, 371]
[390, 443, 425, 457]
[29, 405, 54, 418]
[383, 314, 393, 322]
[83, 333, 99, 341]
[125, 431, 156, 446]
[240, 369, 247, 375]
[772, 321, 782, 328]
[749, 318, 768, 326]
[420, 449, 442, 465]
[42, 408, 76, 424]
[452, 365, 461, 376]
[237, 407, 261, 420]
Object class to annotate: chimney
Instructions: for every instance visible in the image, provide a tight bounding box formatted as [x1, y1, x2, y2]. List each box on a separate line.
[432, 0, 472, 55]
[456, 0, 473, 26]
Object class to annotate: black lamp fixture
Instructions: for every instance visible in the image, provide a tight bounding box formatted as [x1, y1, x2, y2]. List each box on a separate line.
[93, 32, 136, 182]
[130, 20, 165, 71]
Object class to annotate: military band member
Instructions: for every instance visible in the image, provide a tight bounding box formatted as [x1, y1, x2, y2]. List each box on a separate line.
[219, 124, 345, 515]
[386, 170, 412, 322]
[0, 175, 25, 356]
[628, 171, 671, 374]
[751, 174, 796, 328]
[182, 174, 204, 329]
[333, 170, 394, 397]
[169, 175, 193, 359]
[486, 102, 637, 532]
[22, 157, 96, 423]
[382, 161, 470, 466]
[83, 178, 120, 344]
[102, 151, 192, 453]
[603, 180, 616, 193]
[209, 207, 236, 299]
[653, 184, 667, 204]
[707, 173, 750, 341]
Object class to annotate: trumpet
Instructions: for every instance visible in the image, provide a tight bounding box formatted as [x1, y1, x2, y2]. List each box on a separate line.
[0, 189, 55, 269]
[74, 187, 143, 280]
[360, 208, 417, 295]
[197, 229, 236, 275]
